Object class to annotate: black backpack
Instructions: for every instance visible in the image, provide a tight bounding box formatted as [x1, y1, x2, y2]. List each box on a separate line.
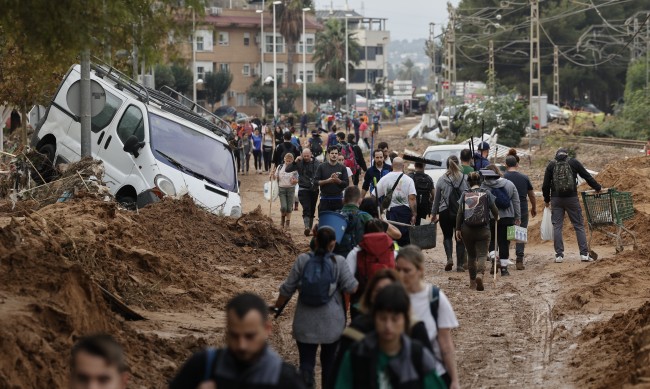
[446, 176, 464, 219]
[410, 172, 434, 218]
[310, 136, 323, 156]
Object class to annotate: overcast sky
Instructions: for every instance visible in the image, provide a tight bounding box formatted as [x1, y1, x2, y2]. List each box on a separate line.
[314, 0, 460, 41]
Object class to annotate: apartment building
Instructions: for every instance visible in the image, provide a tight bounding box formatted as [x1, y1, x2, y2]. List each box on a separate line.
[315, 10, 390, 104]
[187, 6, 322, 115]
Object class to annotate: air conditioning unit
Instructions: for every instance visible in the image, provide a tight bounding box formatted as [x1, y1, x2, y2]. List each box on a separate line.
[209, 7, 222, 16]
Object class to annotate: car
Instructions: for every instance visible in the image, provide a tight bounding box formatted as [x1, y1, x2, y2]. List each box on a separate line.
[31, 62, 242, 217]
[421, 144, 470, 183]
[547, 103, 570, 124]
[437, 106, 459, 133]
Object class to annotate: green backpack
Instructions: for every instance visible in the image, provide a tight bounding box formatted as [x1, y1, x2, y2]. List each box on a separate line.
[552, 160, 576, 195]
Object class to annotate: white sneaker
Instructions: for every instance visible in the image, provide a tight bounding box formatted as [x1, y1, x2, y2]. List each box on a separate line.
[555, 255, 564, 263]
[580, 255, 594, 262]
[489, 251, 496, 260]
[507, 259, 515, 265]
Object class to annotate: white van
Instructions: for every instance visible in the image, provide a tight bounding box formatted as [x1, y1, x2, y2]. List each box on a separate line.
[31, 63, 242, 217]
[421, 144, 469, 183]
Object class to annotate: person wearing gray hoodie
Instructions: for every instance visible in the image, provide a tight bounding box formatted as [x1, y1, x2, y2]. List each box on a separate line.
[480, 166, 521, 276]
[431, 155, 469, 272]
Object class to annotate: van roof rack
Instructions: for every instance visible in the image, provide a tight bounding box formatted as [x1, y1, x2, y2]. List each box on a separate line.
[90, 58, 233, 140]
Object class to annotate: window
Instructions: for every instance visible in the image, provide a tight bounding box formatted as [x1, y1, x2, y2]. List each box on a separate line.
[297, 35, 315, 54]
[276, 67, 284, 86]
[197, 66, 205, 80]
[265, 34, 284, 53]
[307, 70, 314, 83]
[91, 91, 123, 133]
[244, 32, 250, 46]
[218, 32, 229, 46]
[219, 63, 230, 72]
[242, 64, 250, 76]
[196, 36, 204, 51]
[116, 106, 145, 144]
[236, 93, 247, 107]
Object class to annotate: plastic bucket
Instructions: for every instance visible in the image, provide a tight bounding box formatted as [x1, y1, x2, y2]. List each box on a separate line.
[409, 223, 437, 249]
[318, 211, 348, 243]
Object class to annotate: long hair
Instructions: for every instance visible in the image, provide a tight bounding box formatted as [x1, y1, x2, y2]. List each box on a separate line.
[314, 226, 336, 256]
[446, 155, 462, 180]
[359, 269, 401, 314]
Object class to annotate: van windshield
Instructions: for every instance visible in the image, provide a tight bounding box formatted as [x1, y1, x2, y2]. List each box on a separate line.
[149, 113, 236, 192]
[423, 150, 461, 170]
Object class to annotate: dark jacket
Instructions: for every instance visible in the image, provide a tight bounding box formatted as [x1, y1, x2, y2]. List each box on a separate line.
[362, 163, 392, 193]
[349, 142, 368, 172]
[272, 141, 300, 167]
[542, 154, 601, 203]
[169, 346, 304, 389]
[473, 153, 490, 170]
[286, 158, 321, 191]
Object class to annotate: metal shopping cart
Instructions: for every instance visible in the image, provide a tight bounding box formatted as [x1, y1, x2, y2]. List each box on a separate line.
[581, 188, 637, 253]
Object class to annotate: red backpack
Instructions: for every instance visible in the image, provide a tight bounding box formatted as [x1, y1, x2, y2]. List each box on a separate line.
[355, 232, 395, 293]
[341, 143, 359, 174]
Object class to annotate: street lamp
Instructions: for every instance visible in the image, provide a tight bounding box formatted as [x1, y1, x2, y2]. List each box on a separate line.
[256, 8, 265, 117]
[301, 7, 310, 114]
[272, 0, 281, 120]
[190, 6, 197, 104]
[344, 13, 353, 111]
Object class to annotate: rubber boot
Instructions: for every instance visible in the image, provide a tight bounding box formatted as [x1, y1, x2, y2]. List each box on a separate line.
[301, 370, 315, 389]
[443, 239, 453, 271]
[456, 242, 466, 271]
[285, 217, 291, 230]
[303, 216, 311, 236]
[281, 215, 286, 230]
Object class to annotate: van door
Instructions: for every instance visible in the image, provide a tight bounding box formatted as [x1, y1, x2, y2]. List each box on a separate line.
[97, 104, 147, 192]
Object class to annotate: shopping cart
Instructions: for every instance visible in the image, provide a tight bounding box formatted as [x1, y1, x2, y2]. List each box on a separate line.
[581, 188, 637, 253]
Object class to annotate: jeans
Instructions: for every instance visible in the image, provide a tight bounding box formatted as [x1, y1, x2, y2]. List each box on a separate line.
[439, 210, 465, 268]
[279, 186, 295, 213]
[296, 341, 339, 389]
[551, 196, 589, 257]
[318, 198, 343, 213]
[461, 224, 491, 279]
[241, 150, 250, 173]
[234, 152, 242, 172]
[252, 149, 262, 170]
[387, 205, 412, 247]
[298, 189, 319, 228]
[262, 146, 273, 171]
[515, 211, 529, 260]
[489, 217, 514, 267]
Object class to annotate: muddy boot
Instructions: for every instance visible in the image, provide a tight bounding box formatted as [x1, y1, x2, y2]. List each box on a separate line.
[285, 218, 291, 230]
[470, 278, 477, 290]
[445, 259, 453, 272]
[476, 275, 484, 291]
[303, 216, 311, 236]
[443, 239, 453, 271]
[516, 260, 525, 270]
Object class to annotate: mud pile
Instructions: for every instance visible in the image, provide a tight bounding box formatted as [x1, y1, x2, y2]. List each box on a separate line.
[0, 196, 296, 387]
[593, 156, 650, 205]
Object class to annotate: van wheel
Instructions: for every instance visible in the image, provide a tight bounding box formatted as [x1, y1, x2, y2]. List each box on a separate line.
[117, 195, 137, 211]
[34, 143, 56, 184]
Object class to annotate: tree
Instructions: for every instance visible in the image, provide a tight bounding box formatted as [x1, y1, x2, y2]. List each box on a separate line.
[455, 94, 528, 147]
[307, 80, 346, 109]
[170, 64, 193, 95]
[203, 70, 234, 110]
[246, 77, 274, 115]
[313, 18, 361, 80]
[373, 82, 385, 98]
[154, 64, 175, 90]
[274, 0, 313, 88]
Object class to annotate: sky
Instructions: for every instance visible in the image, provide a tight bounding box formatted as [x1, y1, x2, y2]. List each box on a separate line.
[314, 0, 461, 41]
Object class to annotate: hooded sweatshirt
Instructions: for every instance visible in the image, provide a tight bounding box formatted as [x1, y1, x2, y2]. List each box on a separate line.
[541, 152, 601, 203]
[481, 177, 521, 220]
[431, 173, 469, 215]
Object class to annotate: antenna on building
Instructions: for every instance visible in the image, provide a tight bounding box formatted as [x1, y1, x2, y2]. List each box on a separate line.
[361, 1, 365, 16]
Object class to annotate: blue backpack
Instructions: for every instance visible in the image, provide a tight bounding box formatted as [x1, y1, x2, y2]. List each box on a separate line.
[491, 186, 511, 210]
[300, 253, 337, 306]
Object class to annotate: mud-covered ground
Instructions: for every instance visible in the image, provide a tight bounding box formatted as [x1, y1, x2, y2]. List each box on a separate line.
[2, 117, 650, 388]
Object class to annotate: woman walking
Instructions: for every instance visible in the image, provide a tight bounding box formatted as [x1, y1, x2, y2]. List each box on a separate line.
[262, 124, 275, 172]
[273, 226, 358, 389]
[455, 172, 499, 291]
[395, 245, 460, 389]
[272, 153, 299, 229]
[251, 128, 263, 174]
[431, 155, 469, 272]
[481, 165, 521, 276]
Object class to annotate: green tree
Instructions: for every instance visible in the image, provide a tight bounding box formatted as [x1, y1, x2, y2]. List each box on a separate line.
[154, 64, 175, 90]
[203, 70, 234, 110]
[247, 77, 274, 115]
[456, 94, 528, 147]
[313, 18, 361, 80]
[170, 64, 193, 95]
[274, 0, 313, 87]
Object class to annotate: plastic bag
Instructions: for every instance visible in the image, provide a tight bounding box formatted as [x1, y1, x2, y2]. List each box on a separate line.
[264, 181, 279, 201]
[541, 207, 554, 241]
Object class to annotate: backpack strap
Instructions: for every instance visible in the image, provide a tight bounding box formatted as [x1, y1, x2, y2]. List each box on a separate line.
[428, 286, 440, 329]
[203, 347, 219, 382]
[410, 340, 425, 384]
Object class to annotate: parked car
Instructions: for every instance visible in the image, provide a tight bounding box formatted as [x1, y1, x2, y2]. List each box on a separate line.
[421, 144, 469, 183]
[31, 62, 242, 217]
[547, 103, 570, 124]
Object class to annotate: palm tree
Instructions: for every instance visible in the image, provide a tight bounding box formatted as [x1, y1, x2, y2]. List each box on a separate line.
[313, 18, 361, 81]
[273, 0, 312, 88]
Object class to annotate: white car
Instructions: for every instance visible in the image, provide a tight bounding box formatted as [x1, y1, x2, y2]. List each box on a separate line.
[437, 106, 458, 133]
[422, 144, 470, 183]
[32, 63, 242, 217]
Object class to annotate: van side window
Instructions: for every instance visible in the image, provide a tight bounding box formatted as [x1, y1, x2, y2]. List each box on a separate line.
[91, 91, 123, 133]
[116, 105, 145, 143]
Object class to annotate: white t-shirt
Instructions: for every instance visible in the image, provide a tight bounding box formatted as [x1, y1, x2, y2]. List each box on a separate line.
[376, 171, 417, 209]
[345, 166, 353, 179]
[409, 284, 459, 375]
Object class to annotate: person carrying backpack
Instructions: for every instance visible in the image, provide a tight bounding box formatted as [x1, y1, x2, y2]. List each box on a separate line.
[274, 226, 358, 389]
[431, 155, 469, 272]
[334, 283, 446, 389]
[273, 132, 300, 169]
[455, 172, 499, 291]
[308, 130, 324, 161]
[377, 158, 417, 248]
[335, 186, 373, 258]
[480, 165, 521, 276]
[542, 148, 602, 263]
[409, 161, 435, 225]
[336, 132, 360, 182]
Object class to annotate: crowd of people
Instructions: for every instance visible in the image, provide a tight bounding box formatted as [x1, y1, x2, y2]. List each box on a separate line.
[68, 116, 602, 388]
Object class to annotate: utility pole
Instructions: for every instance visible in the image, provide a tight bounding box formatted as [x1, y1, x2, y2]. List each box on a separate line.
[447, 2, 456, 105]
[553, 45, 559, 105]
[429, 23, 437, 111]
[529, 0, 541, 150]
[80, 49, 91, 157]
[488, 39, 495, 96]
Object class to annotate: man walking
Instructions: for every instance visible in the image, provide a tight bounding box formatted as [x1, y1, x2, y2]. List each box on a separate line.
[377, 157, 417, 247]
[170, 293, 304, 389]
[287, 149, 321, 236]
[315, 146, 349, 212]
[504, 153, 537, 270]
[361, 149, 392, 197]
[409, 161, 435, 225]
[542, 148, 602, 263]
[473, 142, 490, 170]
[272, 132, 300, 169]
[300, 111, 308, 137]
[460, 148, 474, 174]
